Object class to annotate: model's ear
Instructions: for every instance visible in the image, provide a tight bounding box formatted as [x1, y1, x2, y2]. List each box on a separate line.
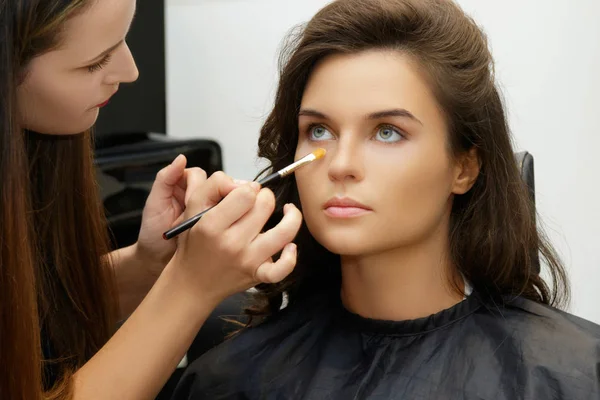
[452, 148, 480, 195]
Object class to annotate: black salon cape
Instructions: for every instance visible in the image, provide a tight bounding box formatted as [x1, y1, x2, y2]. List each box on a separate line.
[172, 291, 600, 400]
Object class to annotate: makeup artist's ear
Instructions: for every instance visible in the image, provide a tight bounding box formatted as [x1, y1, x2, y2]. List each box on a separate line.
[451, 147, 480, 195]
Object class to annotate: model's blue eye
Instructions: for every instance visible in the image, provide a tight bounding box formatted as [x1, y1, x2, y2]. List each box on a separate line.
[309, 125, 334, 141]
[375, 125, 403, 143]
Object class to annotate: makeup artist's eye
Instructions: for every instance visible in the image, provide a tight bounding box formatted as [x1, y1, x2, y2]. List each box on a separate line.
[308, 124, 334, 141]
[87, 53, 113, 73]
[374, 125, 404, 143]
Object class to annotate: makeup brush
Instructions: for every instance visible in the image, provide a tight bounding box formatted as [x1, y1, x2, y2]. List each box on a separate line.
[162, 148, 326, 240]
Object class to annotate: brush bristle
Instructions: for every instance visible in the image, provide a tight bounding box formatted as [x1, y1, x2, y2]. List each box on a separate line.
[312, 148, 327, 160]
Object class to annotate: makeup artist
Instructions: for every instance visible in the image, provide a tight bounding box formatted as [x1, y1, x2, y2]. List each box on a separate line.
[0, 1, 302, 399]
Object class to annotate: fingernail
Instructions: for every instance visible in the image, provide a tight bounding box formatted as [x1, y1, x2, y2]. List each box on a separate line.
[171, 154, 184, 165]
[283, 203, 295, 214]
[289, 243, 297, 255]
[250, 182, 261, 192]
[234, 179, 249, 185]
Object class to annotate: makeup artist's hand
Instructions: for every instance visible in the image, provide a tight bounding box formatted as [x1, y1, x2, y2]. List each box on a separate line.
[166, 171, 303, 305]
[135, 154, 214, 279]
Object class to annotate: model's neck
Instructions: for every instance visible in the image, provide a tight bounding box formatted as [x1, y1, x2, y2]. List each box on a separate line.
[340, 229, 464, 321]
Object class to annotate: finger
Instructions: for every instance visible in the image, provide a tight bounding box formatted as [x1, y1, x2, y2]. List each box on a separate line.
[176, 173, 247, 192]
[228, 188, 275, 244]
[247, 203, 302, 263]
[254, 243, 297, 284]
[173, 185, 186, 210]
[148, 154, 187, 201]
[170, 212, 186, 229]
[180, 167, 208, 206]
[177, 167, 207, 190]
[186, 171, 255, 212]
[193, 184, 260, 234]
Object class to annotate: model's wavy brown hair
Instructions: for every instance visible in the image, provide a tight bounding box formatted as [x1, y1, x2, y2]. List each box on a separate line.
[1, 1, 118, 399]
[247, 0, 569, 323]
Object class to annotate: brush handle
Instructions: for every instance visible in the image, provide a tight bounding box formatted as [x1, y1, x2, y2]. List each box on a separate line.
[257, 172, 281, 186]
[162, 204, 216, 240]
[162, 172, 282, 240]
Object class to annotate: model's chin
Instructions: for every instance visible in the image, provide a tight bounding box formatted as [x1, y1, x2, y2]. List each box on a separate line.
[309, 225, 376, 257]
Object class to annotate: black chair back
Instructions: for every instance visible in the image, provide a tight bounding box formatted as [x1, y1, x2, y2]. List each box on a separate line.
[96, 136, 222, 249]
[514, 151, 540, 274]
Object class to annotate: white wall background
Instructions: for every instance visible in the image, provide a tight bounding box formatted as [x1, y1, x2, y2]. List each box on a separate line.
[166, 0, 600, 323]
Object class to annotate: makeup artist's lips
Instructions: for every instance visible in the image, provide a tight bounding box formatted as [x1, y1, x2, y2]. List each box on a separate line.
[96, 91, 118, 108]
[323, 197, 372, 218]
[96, 99, 110, 108]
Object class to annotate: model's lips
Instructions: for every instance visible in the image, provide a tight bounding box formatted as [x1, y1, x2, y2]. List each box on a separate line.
[323, 197, 372, 218]
[323, 197, 371, 209]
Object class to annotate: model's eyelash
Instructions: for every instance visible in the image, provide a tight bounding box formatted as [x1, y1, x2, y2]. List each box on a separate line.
[304, 123, 406, 140]
[377, 124, 406, 138]
[306, 123, 323, 133]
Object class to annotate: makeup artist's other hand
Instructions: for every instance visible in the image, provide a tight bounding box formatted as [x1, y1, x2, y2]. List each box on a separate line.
[135, 154, 216, 279]
[167, 171, 302, 305]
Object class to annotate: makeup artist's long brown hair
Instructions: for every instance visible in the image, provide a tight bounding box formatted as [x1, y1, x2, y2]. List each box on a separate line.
[1, 1, 118, 399]
[248, 0, 569, 323]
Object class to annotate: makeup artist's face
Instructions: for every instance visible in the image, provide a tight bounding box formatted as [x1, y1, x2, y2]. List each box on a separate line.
[295, 50, 471, 256]
[16, 0, 139, 135]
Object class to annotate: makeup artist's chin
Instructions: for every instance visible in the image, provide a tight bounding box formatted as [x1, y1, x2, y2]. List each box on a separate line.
[50, 109, 99, 135]
[22, 113, 98, 136]
[79, 107, 100, 130]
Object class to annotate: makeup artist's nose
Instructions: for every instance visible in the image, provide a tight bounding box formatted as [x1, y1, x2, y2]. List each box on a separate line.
[104, 43, 139, 85]
[328, 137, 364, 182]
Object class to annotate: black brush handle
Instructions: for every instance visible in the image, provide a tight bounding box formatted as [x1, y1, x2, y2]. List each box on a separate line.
[162, 204, 216, 240]
[163, 171, 282, 240]
[257, 172, 281, 186]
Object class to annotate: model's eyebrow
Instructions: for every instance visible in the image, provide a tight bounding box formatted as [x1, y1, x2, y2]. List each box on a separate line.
[366, 109, 423, 126]
[299, 108, 423, 126]
[298, 109, 328, 119]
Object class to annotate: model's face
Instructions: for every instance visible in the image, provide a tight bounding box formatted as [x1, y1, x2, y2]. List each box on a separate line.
[17, 0, 139, 135]
[295, 50, 474, 257]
